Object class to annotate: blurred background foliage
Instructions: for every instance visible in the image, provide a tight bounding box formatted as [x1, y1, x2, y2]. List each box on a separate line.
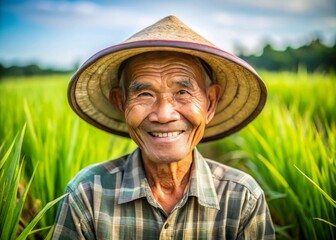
[0, 38, 335, 78]
[238, 38, 336, 72]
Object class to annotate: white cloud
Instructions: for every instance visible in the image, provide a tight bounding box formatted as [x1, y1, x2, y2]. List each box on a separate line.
[11, 1, 156, 30]
[323, 17, 336, 28]
[213, 12, 284, 30]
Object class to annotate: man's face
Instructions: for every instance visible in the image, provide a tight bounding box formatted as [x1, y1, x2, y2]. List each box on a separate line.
[113, 52, 220, 164]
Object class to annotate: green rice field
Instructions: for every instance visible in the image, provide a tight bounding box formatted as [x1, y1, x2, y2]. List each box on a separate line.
[0, 71, 335, 239]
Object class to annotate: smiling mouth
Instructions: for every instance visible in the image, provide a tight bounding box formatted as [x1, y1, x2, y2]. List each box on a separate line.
[149, 131, 183, 138]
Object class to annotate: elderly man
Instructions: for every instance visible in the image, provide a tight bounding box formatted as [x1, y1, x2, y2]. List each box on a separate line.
[53, 16, 275, 239]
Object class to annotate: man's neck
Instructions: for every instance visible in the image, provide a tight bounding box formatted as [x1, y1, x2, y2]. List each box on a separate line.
[142, 154, 193, 214]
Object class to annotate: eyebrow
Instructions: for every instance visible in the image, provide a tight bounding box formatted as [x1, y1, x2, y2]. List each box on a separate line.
[128, 79, 195, 93]
[128, 81, 152, 92]
[175, 79, 195, 90]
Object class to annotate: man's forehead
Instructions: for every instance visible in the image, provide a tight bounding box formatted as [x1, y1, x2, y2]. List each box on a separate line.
[125, 51, 202, 70]
[119, 51, 209, 91]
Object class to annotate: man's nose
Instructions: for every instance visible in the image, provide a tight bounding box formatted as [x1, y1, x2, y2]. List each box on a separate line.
[148, 95, 180, 123]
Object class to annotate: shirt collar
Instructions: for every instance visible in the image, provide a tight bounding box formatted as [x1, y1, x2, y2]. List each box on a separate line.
[118, 148, 220, 210]
[189, 149, 220, 209]
[118, 149, 147, 204]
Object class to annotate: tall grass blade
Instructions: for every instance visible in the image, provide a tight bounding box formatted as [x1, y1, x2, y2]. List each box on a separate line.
[294, 165, 336, 208]
[0, 125, 26, 240]
[16, 193, 68, 240]
[13, 160, 39, 239]
[0, 140, 15, 169]
[44, 225, 55, 240]
[312, 218, 336, 228]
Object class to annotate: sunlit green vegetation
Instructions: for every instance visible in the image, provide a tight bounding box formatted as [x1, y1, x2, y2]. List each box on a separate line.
[0, 71, 335, 239]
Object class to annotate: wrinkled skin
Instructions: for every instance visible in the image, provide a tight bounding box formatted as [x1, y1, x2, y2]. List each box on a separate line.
[110, 51, 221, 213]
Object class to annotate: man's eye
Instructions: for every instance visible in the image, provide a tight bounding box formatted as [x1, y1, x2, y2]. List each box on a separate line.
[178, 90, 188, 95]
[138, 92, 152, 97]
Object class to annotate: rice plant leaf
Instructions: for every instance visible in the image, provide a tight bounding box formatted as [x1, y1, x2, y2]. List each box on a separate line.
[27, 225, 52, 236]
[0, 161, 22, 240]
[16, 193, 68, 240]
[0, 136, 16, 170]
[256, 155, 308, 219]
[274, 224, 296, 239]
[267, 191, 287, 201]
[256, 154, 289, 188]
[23, 99, 39, 151]
[11, 161, 39, 240]
[0, 125, 26, 240]
[0, 136, 17, 203]
[294, 165, 336, 207]
[312, 218, 336, 228]
[44, 225, 55, 240]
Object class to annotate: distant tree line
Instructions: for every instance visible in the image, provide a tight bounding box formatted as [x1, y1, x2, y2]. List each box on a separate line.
[0, 38, 335, 78]
[238, 38, 335, 72]
[0, 64, 74, 78]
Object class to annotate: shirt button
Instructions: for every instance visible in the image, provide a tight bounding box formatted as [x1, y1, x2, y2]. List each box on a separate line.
[164, 223, 169, 229]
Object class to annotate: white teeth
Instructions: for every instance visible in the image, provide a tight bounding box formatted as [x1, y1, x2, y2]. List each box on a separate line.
[151, 131, 181, 137]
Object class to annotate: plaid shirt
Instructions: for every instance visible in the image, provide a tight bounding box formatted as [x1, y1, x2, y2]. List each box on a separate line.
[52, 148, 275, 239]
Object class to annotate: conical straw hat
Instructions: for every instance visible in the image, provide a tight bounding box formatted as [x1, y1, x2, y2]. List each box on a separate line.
[68, 15, 267, 142]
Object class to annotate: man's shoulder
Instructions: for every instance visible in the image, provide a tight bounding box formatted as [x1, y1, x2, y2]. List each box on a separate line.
[67, 155, 128, 190]
[205, 158, 263, 198]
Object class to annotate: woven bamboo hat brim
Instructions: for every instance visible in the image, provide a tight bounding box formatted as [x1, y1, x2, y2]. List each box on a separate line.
[68, 15, 267, 142]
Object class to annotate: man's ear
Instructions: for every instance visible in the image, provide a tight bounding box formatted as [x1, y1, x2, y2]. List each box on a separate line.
[206, 84, 222, 124]
[109, 88, 125, 113]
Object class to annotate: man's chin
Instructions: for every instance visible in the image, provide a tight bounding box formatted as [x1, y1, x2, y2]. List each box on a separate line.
[142, 147, 192, 164]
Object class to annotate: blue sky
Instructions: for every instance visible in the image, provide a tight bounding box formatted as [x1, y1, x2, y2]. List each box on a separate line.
[0, 0, 335, 69]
